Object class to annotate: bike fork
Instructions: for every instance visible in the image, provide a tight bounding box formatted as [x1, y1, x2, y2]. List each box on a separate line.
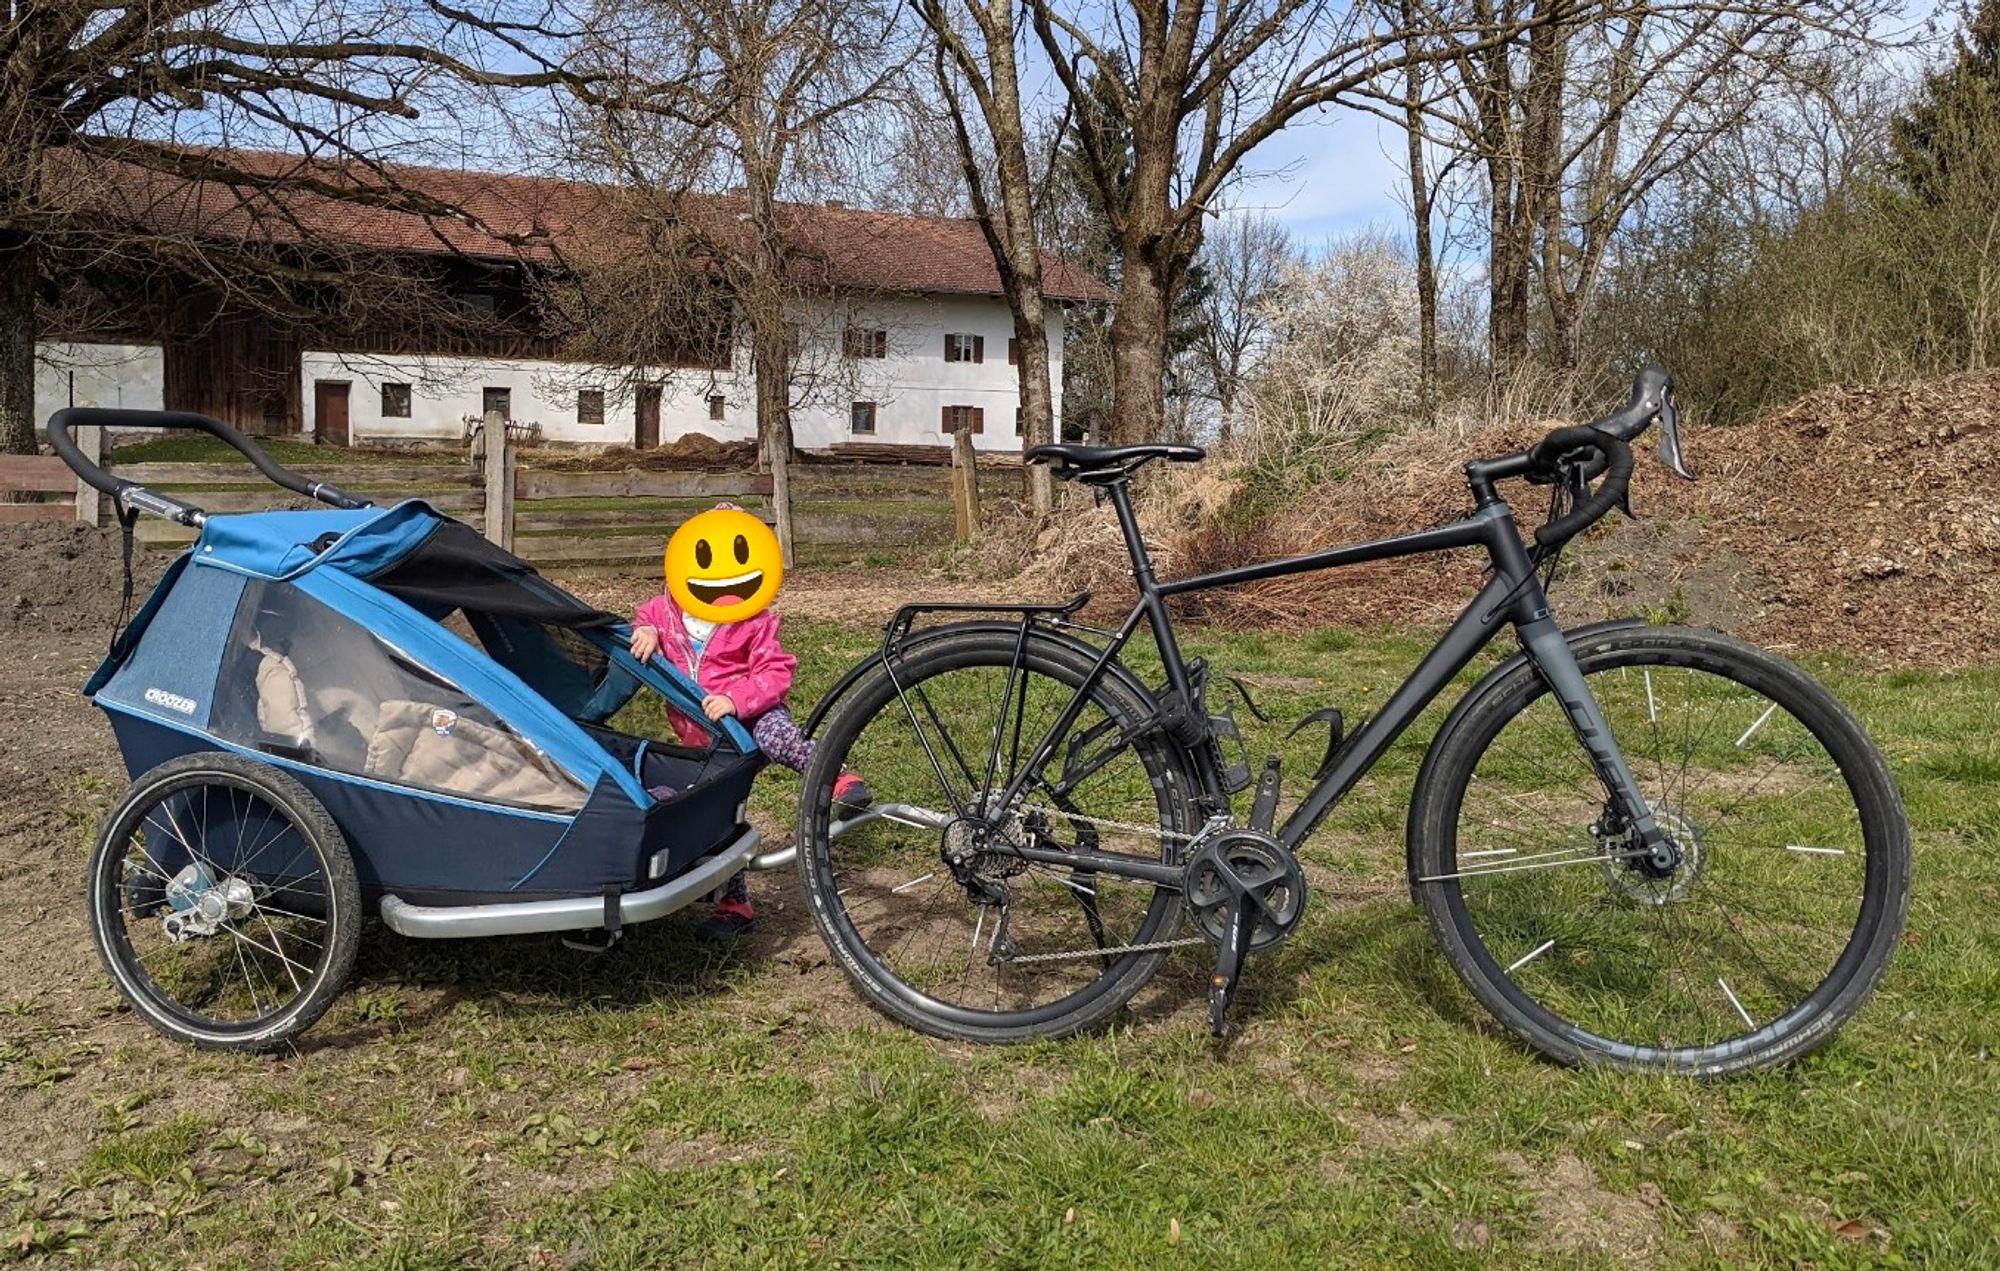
[1516, 617, 1672, 862]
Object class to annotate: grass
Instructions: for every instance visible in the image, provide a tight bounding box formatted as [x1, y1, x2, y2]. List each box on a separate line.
[8, 621, 1997, 1268]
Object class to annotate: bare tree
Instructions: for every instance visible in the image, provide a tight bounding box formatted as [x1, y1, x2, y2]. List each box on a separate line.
[912, 0, 1065, 517]
[0, 1, 602, 455]
[1185, 212, 1291, 444]
[561, 0, 909, 562]
[1023, 0, 1522, 445]
[1404, 0, 1891, 387]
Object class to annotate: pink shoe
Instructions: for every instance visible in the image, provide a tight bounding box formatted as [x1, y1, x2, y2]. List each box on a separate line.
[832, 771, 873, 812]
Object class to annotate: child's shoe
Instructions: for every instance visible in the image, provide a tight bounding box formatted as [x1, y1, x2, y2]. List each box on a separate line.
[694, 897, 755, 941]
[832, 770, 874, 813]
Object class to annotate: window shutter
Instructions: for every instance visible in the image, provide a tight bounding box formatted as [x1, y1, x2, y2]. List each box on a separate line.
[944, 334, 955, 361]
[973, 335, 985, 364]
[1008, 338, 1019, 365]
[873, 330, 886, 358]
[941, 404, 953, 431]
[973, 407, 985, 434]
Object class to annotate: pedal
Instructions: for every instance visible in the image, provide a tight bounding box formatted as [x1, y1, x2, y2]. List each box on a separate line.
[561, 928, 621, 954]
[1249, 756, 1283, 833]
[1208, 900, 1257, 1037]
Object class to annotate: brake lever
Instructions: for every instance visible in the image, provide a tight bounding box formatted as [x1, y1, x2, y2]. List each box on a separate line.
[1656, 388, 1695, 480]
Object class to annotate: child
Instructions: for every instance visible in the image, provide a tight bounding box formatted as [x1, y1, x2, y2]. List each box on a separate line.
[630, 511, 870, 940]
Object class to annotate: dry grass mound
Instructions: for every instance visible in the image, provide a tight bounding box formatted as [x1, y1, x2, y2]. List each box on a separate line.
[1011, 373, 2000, 666]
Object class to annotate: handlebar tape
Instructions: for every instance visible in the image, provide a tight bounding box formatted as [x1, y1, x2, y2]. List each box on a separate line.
[1530, 426, 1635, 547]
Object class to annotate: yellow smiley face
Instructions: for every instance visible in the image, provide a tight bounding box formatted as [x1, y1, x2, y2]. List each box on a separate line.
[664, 507, 784, 622]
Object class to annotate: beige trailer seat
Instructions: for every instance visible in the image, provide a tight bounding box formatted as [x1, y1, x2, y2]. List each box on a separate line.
[362, 699, 585, 812]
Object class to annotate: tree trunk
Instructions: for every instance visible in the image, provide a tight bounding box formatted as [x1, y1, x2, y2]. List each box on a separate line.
[1015, 303, 1056, 515]
[1401, 18, 1440, 425]
[0, 233, 37, 456]
[748, 306, 796, 566]
[1109, 246, 1171, 445]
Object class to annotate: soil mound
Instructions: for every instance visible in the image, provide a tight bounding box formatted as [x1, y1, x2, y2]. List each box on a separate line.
[1, 521, 165, 639]
[1023, 373, 2000, 665]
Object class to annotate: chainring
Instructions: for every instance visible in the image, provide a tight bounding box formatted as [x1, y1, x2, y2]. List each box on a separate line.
[1181, 829, 1308, 952]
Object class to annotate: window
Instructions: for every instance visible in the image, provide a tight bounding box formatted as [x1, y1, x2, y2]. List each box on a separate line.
[456, 291, 498, 316]
[1015, 406, 1023, 432]
[850, 401, 877, 434]
[481, 387, 511, 420]
[380, 382, 412, 418]
[1008, 338, 1020, 366]
[944, 333, 984, 364]
[577, 389, 605, 426]
[211, 579, 588, 813]
[843, 327, 888, 359]
[708, 394, 726, 422]
[941, 405, 984, 434]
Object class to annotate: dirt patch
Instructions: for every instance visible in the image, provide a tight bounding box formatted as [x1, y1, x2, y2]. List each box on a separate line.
[0, 521, 165, 637]
[1498, 1150, 1666, 1265]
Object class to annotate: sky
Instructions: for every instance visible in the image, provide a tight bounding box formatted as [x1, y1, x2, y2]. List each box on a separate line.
[1226, 109, 1411, 244]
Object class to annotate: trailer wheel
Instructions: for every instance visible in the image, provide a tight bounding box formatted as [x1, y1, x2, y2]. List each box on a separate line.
[87, 753, 361, 1051]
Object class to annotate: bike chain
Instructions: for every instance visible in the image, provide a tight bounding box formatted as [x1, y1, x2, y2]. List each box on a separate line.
[981, 806, 1223, 964]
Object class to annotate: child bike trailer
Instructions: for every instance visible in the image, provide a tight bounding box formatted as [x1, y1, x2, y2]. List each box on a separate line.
[49, 407, 767, 1051]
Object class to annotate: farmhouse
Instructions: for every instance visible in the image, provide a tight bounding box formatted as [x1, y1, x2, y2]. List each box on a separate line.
[32, 149, 1110, 455]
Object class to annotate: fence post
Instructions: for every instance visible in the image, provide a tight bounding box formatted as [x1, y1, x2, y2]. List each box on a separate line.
[950, 429, 981, 542]
[482, 411, 515, 550]
[74, 425, 102, 526]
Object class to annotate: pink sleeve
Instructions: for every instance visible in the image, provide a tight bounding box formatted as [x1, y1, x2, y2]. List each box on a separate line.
[632, 594, 672, 631]
[720, 611, 796, 720]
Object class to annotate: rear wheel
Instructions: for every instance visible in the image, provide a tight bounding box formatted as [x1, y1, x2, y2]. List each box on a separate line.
[796, 629, 1199, 1043]
[1409, 628, 1910, 1075]
[87, 754, 361, 1051]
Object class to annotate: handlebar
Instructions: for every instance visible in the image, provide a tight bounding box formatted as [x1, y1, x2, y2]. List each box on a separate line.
[1465, 366, 1691, 549]
[46, 408, 372, 528]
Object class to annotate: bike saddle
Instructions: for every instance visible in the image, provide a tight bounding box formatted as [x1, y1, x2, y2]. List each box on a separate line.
[1025, 442, 1206, 479]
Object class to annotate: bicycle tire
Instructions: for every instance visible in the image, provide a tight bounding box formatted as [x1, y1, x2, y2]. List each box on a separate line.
[88, 753, 362, 1052]
[1408, 626, 1910, 1075]
[796, 628, 1198, 1043]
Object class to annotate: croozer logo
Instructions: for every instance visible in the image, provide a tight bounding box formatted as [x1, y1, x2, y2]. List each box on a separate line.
[430, 709, 459, 738]
[143, 688, 198, 715]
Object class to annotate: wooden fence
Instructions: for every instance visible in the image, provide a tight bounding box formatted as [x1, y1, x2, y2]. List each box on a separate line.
[0, 426, 100, 525]
[68, 434, 997, 566]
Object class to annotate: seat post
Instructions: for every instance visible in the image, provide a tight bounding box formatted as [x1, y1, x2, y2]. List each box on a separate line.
[1103, 476, 1156, 584]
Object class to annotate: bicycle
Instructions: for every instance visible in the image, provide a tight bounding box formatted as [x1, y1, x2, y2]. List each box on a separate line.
[792, 369, 1911, 1075]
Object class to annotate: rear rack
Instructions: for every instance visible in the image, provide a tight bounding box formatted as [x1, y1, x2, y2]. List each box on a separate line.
[46, 407, 374, 527]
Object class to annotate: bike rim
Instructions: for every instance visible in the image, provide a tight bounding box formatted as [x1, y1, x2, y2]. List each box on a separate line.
[817, 655, 1187, 1027]
[1436, 653, 1885, 1065]
[100, 774, 339, 1037]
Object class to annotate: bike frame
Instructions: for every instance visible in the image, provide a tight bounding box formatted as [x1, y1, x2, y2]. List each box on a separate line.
[945, 468, 1671, 890]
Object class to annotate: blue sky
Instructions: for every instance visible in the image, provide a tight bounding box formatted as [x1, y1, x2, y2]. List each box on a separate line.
[1226, 108, 1410, 243]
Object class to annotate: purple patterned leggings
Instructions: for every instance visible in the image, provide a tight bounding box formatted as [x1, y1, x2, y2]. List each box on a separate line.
[718, 706, 814, 909]
[748, 705, 814, 771]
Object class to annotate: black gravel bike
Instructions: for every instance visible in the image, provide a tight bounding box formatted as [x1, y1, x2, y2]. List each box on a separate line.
[794, 369, 1910, 1074]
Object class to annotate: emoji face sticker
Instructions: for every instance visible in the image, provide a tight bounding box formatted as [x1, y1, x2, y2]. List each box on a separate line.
[664, 506, 784, 623]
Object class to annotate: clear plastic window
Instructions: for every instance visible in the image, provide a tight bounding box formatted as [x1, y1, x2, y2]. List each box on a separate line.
[211, 580, 589, 813]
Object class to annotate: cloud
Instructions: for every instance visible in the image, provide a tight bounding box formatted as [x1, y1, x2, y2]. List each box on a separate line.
[1223, 110, 1409, 242]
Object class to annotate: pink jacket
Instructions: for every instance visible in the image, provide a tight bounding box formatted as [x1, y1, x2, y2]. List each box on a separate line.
[632, 592, 797, 723]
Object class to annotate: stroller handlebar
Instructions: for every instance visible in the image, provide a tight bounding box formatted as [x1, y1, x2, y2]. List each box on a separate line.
[47, 408, 373, 527]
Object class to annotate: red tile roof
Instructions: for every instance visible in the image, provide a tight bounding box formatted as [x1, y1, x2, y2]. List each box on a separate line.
[45, 146, 1116, 303]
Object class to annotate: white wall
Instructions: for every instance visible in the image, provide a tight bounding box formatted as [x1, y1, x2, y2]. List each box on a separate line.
[297, 351, 757, 447]
[34, 342, 165, 424]
[302, 291, 1065, 453]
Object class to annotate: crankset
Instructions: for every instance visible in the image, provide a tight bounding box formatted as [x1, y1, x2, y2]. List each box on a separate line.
[1181, 828, 1307, 1037]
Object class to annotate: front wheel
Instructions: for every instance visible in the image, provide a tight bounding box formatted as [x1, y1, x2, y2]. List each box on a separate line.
[1409, 627, 1910, 1075]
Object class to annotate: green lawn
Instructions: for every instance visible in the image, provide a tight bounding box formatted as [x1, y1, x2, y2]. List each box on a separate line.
[6, 622, 1995, 1268]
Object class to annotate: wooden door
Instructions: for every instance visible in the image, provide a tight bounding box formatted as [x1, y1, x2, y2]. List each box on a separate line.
[636, 384, 662, 449]
[314, 380, 351, 447]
